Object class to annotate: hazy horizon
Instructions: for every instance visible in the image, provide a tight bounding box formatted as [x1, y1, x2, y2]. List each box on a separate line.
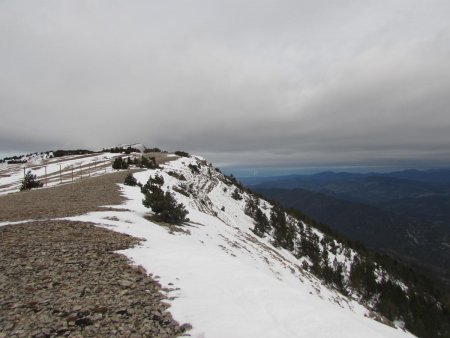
[2, 145, 450, 177]
[223, 164, 450, 178]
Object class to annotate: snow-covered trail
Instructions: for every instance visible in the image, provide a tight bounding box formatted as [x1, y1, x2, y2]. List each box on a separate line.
[65, 157, 415, 338]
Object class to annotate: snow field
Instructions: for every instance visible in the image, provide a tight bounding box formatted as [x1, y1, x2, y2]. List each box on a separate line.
[65, 156, 415, 338]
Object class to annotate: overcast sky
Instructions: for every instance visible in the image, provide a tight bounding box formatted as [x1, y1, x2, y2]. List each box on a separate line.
[1, 0, 450, 169]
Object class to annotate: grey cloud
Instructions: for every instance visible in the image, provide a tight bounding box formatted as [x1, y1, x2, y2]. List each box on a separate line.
[1, 0, 450, 169]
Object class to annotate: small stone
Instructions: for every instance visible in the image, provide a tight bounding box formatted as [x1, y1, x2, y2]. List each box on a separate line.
[66, 315, 77, 326]
[38, 313, 52, 323]
[93, 305, 108, 314]
[119, 280, 132, 288]
[75, 317, 93, 327]
[92, 313, 103, 321]
[116, 308, 128, 315]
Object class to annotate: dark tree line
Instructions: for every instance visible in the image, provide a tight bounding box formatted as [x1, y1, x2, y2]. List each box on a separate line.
[112, 156, 159, 170]
[53, 149, 93, 157]
[103, 146, 141, 154]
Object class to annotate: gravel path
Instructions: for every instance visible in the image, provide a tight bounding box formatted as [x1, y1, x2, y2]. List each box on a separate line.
[0, 168, 191, 337]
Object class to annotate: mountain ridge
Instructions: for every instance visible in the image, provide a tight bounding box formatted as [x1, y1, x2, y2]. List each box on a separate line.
[1, 149, 449, 337]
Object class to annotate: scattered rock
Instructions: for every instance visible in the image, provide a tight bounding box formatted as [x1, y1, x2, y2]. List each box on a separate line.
[0, 220, 189, 337]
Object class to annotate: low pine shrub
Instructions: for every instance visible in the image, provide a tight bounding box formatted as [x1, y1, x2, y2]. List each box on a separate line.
[20, 171, 43, 191]
[124, 173, 138, 186]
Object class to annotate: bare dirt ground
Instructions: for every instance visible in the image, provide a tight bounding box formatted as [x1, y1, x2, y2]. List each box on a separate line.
[0, 158, 191, 337]
[0, 170, 132, 222]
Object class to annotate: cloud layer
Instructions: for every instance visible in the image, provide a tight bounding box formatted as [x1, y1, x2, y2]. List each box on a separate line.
[1, 0, 450, 168]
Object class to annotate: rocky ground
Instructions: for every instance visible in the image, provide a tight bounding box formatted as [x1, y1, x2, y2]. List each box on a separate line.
[0, 171, 132, 222]
[0, 166, 191, 337]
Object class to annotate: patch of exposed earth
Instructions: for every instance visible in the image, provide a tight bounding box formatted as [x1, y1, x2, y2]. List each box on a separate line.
[0, 170, 132, 222]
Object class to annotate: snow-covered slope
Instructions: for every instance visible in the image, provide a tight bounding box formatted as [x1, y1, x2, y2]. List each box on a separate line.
[0, 152, 132, 195]
[66, 155, 415, 338]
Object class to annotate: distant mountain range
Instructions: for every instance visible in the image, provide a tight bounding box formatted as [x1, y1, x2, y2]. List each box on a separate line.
[242, 169, 450, 287]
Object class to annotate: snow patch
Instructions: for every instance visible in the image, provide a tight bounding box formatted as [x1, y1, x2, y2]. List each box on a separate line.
[64, 156, 414, 338]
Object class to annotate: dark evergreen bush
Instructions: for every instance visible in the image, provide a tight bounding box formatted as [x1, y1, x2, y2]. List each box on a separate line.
[112, 157, 122, 169]
[124, 173, 138, 186]
[231, 188, 242, 200]
[20, 171, 43, 191]
[244, 196, 259, 217]
[149, 174, 164, 186]
[252, 208, 269, 237]
[270, 207, 291, 248]
[175, 151, 189, 157]
[112, 157, 129, 169]
[140, 156, 158, 169]
[142, 176, 189, 224]
[173, 185, 190, 197]
[167, 171, 186, 180]
[188, 163, 200, 174]
[144, 147, 161, 153]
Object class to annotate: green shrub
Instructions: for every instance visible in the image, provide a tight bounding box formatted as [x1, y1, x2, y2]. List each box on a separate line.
[175, 151, 189, 157]
[124, 173, 138, 186]
[112, 157, 129, 169]
[144, 147, 161, 153]
[167, 171, 186, 180]
[188, 164, 200, 174]
[252, 208, 269, 237]
[231, 188, 242, 200]
[142, 176, 189, 224]
[20, 171, 43, 191]
[173, 184, 190, 197]
[140, 156, 158, 169]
